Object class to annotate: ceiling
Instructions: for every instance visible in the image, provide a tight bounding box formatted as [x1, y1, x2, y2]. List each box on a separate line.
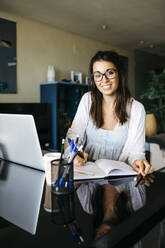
[0, 0, 165, 56]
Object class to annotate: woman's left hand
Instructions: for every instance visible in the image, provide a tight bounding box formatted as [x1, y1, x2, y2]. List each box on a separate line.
[136, 173, 155, 187]
[132, 159, 154, 176]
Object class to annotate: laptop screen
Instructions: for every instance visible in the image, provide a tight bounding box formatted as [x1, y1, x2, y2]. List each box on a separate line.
[0, 114, 45, 171]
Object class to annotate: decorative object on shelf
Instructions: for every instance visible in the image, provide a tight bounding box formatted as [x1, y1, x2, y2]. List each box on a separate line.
[140, 69, 165, 133]
[71, 71, 82, 84]
[61, 79, 72, 83]
[146, 113, 157, 137]
[47, 65, 55, 82]
[0, 81, 8, 89]
[0, 39, 12, 48]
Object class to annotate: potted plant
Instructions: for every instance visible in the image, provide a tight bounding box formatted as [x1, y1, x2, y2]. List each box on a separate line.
[139, 69, 165, 133]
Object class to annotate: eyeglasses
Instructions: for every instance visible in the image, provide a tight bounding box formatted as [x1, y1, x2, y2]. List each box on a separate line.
[92, 68, 117, 82]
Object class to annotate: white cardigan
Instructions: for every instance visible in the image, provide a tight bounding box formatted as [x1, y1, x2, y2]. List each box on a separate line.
[65, 92, 146, 166]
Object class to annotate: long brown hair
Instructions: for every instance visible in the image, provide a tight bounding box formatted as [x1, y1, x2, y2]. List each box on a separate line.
[89, 50, 131, 128]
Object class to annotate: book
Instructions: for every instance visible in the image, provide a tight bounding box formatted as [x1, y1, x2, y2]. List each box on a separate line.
[74, 159, 137, 181]
[74, 176, 136, 186]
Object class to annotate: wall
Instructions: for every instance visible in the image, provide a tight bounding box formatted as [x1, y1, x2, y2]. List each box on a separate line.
[0, 10, 135, 103]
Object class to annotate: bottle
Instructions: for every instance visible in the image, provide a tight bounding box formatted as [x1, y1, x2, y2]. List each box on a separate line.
[47, 65, 55, 82]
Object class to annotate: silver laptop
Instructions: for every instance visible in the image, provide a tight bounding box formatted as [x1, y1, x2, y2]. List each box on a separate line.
[0, 159, 45, 234]
[0, 114, 44, 171]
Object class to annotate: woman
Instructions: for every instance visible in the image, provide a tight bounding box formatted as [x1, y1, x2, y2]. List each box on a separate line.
[65, 50, 154, 176]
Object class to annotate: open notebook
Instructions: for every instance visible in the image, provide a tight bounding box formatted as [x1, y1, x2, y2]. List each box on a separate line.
[74, 159, 137, 181]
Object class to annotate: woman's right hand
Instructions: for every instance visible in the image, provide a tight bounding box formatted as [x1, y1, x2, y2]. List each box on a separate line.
[73, 152, 88, 166]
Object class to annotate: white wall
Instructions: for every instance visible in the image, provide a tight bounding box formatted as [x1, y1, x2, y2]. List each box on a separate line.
[0, 10, 135, 103]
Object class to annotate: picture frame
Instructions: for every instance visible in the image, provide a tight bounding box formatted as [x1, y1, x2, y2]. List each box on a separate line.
[71, 71, 82, 84]
[0, 17, 17, 93]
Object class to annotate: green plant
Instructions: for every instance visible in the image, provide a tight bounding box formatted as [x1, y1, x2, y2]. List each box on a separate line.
[139, 69, 165, 133]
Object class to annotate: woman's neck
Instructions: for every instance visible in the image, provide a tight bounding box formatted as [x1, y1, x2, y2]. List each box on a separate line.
[101, 94, 118, 130]
[102, 94, 116, 108]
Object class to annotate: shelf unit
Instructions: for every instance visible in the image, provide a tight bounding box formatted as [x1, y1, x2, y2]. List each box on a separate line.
[40, 81, 89, 151]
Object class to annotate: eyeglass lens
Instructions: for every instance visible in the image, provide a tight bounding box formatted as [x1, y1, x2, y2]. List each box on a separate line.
[93, 69, 116, 82]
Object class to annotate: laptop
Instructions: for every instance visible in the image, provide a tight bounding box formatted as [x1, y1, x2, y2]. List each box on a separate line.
[0, 114, 45, 171]
[0, 159, 45, 234]
[0, 114, 46, 234]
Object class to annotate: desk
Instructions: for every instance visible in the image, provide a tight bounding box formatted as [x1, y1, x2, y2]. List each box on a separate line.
[0, 159, 165, 247]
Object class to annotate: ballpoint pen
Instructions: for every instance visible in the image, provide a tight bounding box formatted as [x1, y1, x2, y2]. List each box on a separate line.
[76, 151, 84, 159]
[60, 138, 65, 163]
[58, 145, 83, 189]
[68, 220, 84, 244]
[68, 136, 79, 152]
[75, 135, 79, 147]
[135, 174, 144, 187]
[68, 144, 83, 164]
[66, 138, 74, 161]
[53, 138, 65, 192]
[70, 139, 74, 152]
[58, 141, 74, 190]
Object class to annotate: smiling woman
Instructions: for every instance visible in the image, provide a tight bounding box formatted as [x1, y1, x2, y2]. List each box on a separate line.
[64, 50, 154, 177]
[89, 51, 130, 128]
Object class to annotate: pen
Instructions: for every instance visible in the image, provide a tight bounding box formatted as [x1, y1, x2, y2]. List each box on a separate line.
[59, 145, 83, 189]
[75, 135, 79, 146]
[68, 136, 79, 152]
[135, 174, 144, 187]
[68, 145, 83, 164]
[66, 139, 75, 161]
[76, 151, 84, 159]
[68, 221, 84, 244]
[70, 139, 74, 152]
[56, 138, 65, 191]
[60, 138, 65, 163]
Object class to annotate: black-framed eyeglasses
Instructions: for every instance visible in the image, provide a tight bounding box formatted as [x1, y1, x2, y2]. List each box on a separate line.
[92, 68, 117, 82]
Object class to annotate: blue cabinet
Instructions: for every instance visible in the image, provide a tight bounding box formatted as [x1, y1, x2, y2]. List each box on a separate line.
[40, 81, 88, 151]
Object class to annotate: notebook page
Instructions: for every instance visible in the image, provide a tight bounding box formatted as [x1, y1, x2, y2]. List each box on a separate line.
[95, 159, 137, 176]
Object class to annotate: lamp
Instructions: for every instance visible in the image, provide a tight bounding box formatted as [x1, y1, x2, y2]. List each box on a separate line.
[146, 114, 157, 137]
